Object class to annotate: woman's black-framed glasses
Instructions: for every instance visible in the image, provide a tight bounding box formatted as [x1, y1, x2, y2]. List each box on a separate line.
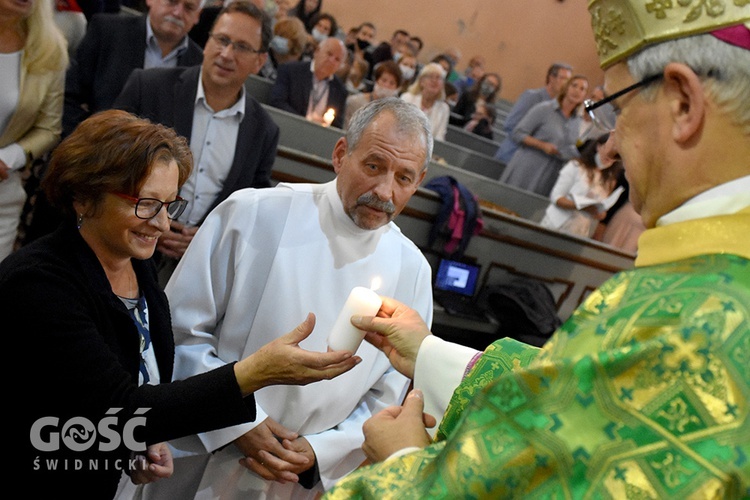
[113, 193, 188, 220]
[583, 73, 663, 131]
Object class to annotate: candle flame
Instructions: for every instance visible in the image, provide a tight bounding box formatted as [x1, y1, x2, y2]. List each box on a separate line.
[323, 108, 335, 126]
[370, 276, 382, 292]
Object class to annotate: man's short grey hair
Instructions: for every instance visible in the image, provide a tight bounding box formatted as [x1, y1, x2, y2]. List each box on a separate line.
[628, 33, 750, 134]
[345, 97, 434, 170]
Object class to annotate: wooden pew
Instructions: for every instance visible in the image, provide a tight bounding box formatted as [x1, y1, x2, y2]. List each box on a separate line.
[445, 124, 503, 158]
[248, 79, 510, 181]
[245, 74, 274, 105]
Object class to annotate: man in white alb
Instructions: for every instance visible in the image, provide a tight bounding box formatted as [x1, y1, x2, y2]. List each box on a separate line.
[146, 97, 434, 499]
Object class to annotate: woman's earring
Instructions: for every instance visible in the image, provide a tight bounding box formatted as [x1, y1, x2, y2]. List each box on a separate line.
[77, 214, 84, 230]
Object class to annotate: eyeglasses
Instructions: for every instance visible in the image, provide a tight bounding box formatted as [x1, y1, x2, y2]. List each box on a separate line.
[112, 193, 188, 220]
[208, 33, 265, 55]
[584, 73, 662, 131]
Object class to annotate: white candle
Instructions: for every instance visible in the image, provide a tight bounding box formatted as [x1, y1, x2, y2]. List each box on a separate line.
[322, 108, 336, 127]
[327, 287, 382, 352]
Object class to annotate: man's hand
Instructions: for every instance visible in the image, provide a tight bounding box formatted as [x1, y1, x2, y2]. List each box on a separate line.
[353, 296, 431, 379]
[129, 442, 173, 485]
[234, 313, 362, 395]
[236, 417, 312, 483]
[156, 220, 198, 259]
[361, 389, 435, 463]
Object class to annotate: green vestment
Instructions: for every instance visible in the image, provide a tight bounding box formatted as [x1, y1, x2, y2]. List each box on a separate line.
[325, 208, 750, 499]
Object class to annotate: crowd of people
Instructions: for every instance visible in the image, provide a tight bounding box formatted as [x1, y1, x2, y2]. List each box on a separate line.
[4, 0, 748, 498]
[4, 0, 642, 254]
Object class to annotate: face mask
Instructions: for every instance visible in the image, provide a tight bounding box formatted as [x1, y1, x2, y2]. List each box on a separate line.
[399, 65, 415, 81]
[594, 152, 609, 170]
[480, 82, 495, 97]
[373, 83, 399, 99]
[270, 35, 290, 55]
[356, 38, 370, 51]
[311, 28, 328, 43]
[393, 51, 403, 63]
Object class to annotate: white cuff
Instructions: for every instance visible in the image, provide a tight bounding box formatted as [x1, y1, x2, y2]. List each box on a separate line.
[0, 143, 26, 171]
[414, 335, 479, 436]
[384, 446, 421, 462]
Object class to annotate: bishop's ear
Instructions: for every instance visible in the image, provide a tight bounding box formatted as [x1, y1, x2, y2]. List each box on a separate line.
[662, 62, 706, 144]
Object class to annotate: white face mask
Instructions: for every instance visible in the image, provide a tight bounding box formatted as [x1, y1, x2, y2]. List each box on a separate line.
[311, 28, 328, 43]
[594, 152, 609, 170]
[270, 35, 290, 55]
[399, 65, 415, 81]
[373, 83, 399, 99]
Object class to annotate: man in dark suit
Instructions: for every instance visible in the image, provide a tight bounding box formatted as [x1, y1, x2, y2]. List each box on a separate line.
[270, 36, 348, 129]
[114, 0, 279, 283]
[63, 0, 204, 136]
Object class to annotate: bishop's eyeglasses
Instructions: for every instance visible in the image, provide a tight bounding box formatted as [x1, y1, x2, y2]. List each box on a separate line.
[583, 73, 662, 131]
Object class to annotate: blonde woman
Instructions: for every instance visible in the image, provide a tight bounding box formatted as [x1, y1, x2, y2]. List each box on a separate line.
[0, 0, 67, 260]
[400, 62, 449, 141]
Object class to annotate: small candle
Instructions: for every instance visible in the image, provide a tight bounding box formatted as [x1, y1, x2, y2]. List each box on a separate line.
[327, 287, 382, 352]
[322, 108, 336, 127]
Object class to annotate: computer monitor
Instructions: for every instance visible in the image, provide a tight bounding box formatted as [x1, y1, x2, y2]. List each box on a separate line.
[434, 259, 481, 298]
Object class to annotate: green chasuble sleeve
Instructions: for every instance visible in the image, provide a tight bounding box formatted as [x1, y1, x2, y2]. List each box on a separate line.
[324, 250, 750, 499]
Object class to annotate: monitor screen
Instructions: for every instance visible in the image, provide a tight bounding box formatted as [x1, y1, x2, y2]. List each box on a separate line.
[434, 259, 481, 297]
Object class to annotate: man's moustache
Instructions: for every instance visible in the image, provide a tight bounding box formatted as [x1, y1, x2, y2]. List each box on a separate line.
[164, 15, 185, 28]
[356, 194, 395, 214]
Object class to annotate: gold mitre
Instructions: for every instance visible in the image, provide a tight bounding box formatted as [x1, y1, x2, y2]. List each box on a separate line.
[588, 0, 750, 68]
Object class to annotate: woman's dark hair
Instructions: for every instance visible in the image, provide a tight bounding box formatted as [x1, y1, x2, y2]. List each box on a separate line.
[43, 110, 192, 216]
[431, 54, 454, 77]
[467, 72, 502, 103]
[309, 12, 338, 37]
[290, 0, 322, 32]
[578, 133, 610, 170]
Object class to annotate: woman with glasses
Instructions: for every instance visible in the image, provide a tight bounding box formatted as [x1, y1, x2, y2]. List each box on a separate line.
[499, 75, 589, 196]
[4, 110, 360, 499]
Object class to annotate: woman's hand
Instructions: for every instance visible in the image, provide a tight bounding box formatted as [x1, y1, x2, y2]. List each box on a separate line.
[234, 313, 361, 395]
[129, 442, 173, 485]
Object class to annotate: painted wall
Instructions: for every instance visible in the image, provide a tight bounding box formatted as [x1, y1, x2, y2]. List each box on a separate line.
[322, 0, 604, 102]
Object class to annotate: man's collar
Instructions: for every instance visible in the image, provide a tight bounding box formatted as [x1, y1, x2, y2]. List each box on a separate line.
[657, 175, 750, 226]
[195, 72, 246, 119]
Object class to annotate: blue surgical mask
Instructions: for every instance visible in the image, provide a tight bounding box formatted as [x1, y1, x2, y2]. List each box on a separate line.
[270, 35, 290, 55]
[311, 28, 328, 43]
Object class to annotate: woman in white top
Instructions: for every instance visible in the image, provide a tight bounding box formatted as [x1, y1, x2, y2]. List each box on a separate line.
[540, 133, 621, 238]
[400, 62, 449, 141]
[0, 0, 67, 261]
